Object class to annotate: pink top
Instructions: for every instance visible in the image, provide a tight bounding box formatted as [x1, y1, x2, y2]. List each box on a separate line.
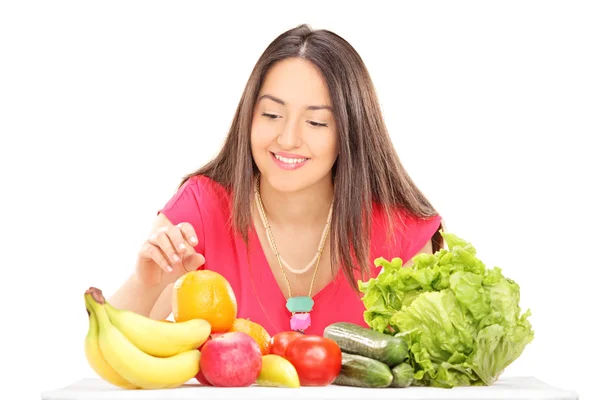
[159, 175, 442, 336]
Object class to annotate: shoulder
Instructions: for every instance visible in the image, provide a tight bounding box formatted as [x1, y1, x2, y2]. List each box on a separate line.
[371, 202, 441, 231]
[159, 174, 233, 222]
[370, 202, 442, 263]
[173, 175, 232, 205]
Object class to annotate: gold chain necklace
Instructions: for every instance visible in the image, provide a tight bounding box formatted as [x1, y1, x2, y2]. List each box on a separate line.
[255, 192, 332, 275]
[253, 174, 332, 332]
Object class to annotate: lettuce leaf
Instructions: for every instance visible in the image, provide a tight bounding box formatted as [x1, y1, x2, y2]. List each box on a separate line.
[358, 232, 534, 387]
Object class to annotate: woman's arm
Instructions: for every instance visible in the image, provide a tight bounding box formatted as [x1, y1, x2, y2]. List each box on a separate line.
[149, 282, 175, 320]
[108, 273, 170, 318]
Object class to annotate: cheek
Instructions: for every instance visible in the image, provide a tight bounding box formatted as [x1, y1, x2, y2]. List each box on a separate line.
[250, 119, 276, 150]
[330, 135, 339, 159]
[250, 127, 277, 169]
[310, 131, 338, 161]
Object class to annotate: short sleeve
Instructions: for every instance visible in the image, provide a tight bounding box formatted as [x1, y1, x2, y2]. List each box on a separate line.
[157, 176, 206, 255]
[397, 210, 442, 262]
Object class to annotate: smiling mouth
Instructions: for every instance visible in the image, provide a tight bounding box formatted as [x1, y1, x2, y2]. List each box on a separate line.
[270, 152, 310, 164]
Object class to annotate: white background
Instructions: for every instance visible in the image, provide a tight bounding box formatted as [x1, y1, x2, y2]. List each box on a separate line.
[1, 1, 599, 399]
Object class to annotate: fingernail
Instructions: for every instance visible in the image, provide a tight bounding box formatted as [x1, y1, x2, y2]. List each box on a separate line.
[172, 254, 180, 262]
[167, 265, 173, 273]
[178, 243, 186, 252]
[190, 236, 197, 245]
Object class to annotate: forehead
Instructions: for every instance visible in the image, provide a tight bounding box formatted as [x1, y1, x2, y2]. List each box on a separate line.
[259, 58, 332, 107]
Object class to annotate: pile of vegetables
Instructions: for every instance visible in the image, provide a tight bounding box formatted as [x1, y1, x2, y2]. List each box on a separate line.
[354, 232, 534, 388]
[324, 322, 415, 388]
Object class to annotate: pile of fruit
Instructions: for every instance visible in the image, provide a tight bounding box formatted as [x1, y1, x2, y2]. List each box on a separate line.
[83, 270, 343, 390]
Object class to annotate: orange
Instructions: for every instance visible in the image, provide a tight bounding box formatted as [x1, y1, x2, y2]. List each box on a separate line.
[228, 318, 271, 355]
[172, 270, 237, 332]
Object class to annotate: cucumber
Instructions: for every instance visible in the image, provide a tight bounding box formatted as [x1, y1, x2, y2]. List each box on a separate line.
[323, 322, 408, 366]
[391, 362, 414, 388]
[333, 352, 393, 388]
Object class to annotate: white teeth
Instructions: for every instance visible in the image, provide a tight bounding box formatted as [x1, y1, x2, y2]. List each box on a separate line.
[274, 154, 308, 164]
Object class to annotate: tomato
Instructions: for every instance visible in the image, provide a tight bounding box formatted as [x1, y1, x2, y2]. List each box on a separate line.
[284, 335, 342, 386]
[269, 331, 304, 357]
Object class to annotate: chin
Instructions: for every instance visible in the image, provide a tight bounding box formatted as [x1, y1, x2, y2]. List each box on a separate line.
[265, 173, 309, 193]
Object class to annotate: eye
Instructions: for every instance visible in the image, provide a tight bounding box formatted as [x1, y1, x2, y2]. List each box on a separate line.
[262, 113, 327, 128]
[308, 121, 328, 128]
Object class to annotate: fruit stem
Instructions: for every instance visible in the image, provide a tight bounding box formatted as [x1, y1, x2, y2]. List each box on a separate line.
[85, 287, 106, 304]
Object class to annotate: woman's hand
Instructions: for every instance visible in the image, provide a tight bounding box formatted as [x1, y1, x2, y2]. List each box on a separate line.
[136, 218, 205, 287]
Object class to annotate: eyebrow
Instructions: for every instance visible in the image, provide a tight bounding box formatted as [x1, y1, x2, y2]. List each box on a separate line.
[258, 94, 333, 111]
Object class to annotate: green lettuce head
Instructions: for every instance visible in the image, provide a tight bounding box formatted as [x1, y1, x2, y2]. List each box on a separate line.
[358, 232, 534, 388]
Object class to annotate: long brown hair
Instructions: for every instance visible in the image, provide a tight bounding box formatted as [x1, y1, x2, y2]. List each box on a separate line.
[179, 24, 443, 291]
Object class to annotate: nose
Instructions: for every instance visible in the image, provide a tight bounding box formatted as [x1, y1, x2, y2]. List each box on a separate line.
[276, 119, 302, 149]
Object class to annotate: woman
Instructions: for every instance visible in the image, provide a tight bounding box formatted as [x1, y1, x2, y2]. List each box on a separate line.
[109, 24, 443, 336]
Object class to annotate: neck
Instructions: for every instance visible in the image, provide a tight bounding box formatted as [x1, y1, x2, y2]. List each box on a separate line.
[257, 174, 334, 229]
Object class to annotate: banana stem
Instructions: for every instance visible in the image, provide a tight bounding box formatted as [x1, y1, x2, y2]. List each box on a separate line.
[85, 288, 111, 327]
[85, 287, 106, 304]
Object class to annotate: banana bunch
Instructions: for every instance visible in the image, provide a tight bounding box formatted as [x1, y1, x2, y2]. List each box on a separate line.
[84, 287, 210, 390]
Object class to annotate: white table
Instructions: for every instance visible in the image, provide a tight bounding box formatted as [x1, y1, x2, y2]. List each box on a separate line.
[41, 377, 578, 400]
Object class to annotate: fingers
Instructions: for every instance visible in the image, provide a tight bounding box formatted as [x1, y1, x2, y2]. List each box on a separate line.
[150, 227, 181, 272]
[141, 239, 173, 273]
[176, 222, 198, 247]
[183, 253, 206, 272]
[146, 222, 201, 274]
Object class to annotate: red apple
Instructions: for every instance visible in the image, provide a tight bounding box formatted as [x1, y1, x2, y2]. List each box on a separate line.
[200, 332, 262, 387]
[195, 352, 212, 386]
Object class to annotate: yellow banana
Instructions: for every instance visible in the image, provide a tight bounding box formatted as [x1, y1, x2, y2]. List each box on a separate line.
[84, 294, 138, 389]
[104, 302, 210, 357]
[87, 290, 200, 390]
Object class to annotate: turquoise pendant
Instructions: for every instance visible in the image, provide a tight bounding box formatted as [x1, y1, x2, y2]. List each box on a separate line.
[286, 296, 314, 313]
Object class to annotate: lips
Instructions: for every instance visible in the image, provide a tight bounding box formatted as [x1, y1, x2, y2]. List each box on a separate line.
[270, 152, 310, 171]
[273, 153, 308, 163]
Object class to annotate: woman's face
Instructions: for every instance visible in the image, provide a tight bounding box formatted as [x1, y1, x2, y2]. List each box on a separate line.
[250, 58, 338, 193]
